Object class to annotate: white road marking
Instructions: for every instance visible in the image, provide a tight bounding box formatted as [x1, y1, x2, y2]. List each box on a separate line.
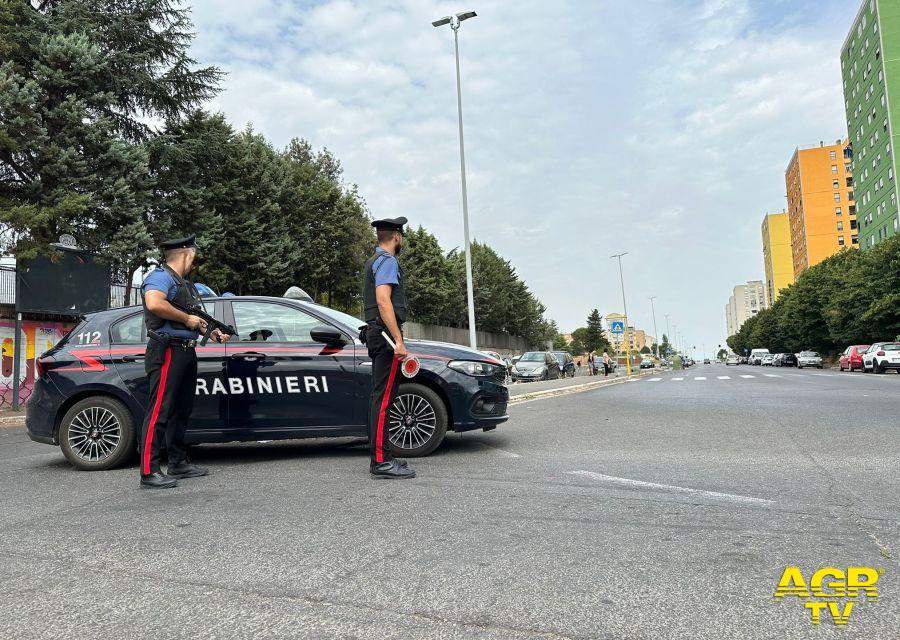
[763, 374, 779, 377]
[672, 377, 684, 381]
[647, 378, 662, 382]
[717, 376, 731, 380]
[694, 376, 706, 380]
[740, 375, 755, 378]
[477, 443, 521, 458]
[570, 471, 774, 506]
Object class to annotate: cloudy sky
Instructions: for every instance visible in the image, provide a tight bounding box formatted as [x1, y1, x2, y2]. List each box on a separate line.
[188, 0, 856, 355]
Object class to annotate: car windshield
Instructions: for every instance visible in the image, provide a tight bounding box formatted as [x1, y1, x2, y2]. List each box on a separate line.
[882, 343, 900, 351]
[800, 351, 818, 357]
[520, 352, 545, 362]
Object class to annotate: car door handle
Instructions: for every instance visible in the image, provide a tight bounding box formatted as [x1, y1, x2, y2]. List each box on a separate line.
[230, 351, 266, 361]
[121, 354, 144, 362]
[358, 361, 372, 367]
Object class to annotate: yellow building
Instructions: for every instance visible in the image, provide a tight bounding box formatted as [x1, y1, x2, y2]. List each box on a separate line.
[785, 140, 857, 279]
[761, 211, 795, 305]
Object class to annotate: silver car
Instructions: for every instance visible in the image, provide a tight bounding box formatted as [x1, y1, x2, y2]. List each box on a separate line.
[797, 351, 823, 369]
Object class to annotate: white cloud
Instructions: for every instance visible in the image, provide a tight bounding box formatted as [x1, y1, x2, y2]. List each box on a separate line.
[187, 0, 856, 348]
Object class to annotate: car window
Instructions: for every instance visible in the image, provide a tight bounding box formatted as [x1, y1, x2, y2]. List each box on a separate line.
[800, 351, 818, 357]
[520, 352, 543, 361]
[882, 343, 900, 351]
[110, 313, 146, 344]
[232, 301, 323, 342]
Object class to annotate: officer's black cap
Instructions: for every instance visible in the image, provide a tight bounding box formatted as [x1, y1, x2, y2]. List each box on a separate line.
[371, 217, 407, 233]
[159, 235, 199, 251]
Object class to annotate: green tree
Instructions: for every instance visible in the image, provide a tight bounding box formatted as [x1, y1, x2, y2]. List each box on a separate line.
[400, 226, 461, 326]
[0, 0, 220, 275]
[716, 348, 727, 360]
[583, 309, 610, 353]
[659, 334, 673, 358]
[552, 333, 569, 351]
[569, 327, 589, 355]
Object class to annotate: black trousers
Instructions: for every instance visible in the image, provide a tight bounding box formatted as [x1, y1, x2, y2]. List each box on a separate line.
[367, 325, 402, 465]
[139, 339, 197, 476]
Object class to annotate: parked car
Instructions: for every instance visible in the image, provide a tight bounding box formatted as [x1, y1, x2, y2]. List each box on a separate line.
[797, 351, 823, 369]
[639, 358, 655, 369]
[761, 353, 775, 366]
[862, 342, 900, 374]
[839, 344, 870, 372]
[772, 353, 784, 366]
[725, 355, 740, 366]
[777, 353, 797, 367]
[511, 351, 561, 382]
[26, 296, 510, 469]
[749, 349, 769, 365]
[703, 358, 710, 364]
[553, 351, 576, 378]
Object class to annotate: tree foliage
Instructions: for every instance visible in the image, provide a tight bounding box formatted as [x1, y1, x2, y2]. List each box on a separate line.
[727, 238, 900, 356]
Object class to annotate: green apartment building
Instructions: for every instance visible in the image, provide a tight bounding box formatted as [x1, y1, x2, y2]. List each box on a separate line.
[841, 0, 900, 248]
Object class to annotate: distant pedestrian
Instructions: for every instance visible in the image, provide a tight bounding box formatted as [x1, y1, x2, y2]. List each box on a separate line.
[587, 351, 596, 376]
[602, 352, 610, 376]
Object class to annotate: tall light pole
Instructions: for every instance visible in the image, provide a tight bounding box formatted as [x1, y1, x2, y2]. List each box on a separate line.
[610, 252, 631, 376]
[648, 296, 659, 360]
[434, 11, 478, 348]
[664, 314, 670, 358]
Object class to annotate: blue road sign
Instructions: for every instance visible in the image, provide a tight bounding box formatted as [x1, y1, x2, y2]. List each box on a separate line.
[610, 320, 624, 334]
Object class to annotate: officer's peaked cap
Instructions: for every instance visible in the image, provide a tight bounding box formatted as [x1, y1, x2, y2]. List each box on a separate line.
[371, 217, 407, 232]
[159, 235, 199, 251]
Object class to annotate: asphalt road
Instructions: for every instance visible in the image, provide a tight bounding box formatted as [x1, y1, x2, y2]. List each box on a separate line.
[1, 364, 898, 639]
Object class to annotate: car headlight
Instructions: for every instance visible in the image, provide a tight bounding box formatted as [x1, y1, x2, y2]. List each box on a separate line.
[532, 366, 545, 374]
[448, 360, 500, 377]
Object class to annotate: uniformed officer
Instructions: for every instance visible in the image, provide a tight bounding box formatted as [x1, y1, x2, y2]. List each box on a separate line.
[362, 217, 416, 479]
[139, 236, 228, 489]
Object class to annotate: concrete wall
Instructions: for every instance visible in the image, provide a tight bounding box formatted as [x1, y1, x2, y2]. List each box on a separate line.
[403, 322, 532, 355]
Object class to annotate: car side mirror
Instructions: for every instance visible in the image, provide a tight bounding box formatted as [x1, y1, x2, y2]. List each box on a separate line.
[310, 325, 346, 345]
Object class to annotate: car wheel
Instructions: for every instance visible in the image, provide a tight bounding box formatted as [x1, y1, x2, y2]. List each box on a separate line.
[388, 383, 448, 457]
[876, 360, 885, 374]
[59, 396, 136, 471]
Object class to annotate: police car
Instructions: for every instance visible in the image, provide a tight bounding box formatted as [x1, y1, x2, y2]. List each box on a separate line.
[26, 296, 509, 470]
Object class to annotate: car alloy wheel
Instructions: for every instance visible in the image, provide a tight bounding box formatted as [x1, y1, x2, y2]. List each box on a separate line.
[59, 396, 136, 471]
[387, 383, 449, 457]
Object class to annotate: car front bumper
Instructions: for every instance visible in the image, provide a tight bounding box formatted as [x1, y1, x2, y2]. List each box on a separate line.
[444, 372, 509, 432]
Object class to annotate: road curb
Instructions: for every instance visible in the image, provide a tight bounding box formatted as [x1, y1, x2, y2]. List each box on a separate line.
[508, 370, 657, 405]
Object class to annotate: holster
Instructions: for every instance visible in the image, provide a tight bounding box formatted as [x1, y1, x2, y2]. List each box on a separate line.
[147, 329, 171, 347]
[358, 325, 368, 344]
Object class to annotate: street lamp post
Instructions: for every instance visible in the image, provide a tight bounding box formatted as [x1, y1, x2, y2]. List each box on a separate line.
[664, 314, 670, 358]
[648, 296, 659, 360]
[610, 252, 631, 376]
[433, 11, 478, 349]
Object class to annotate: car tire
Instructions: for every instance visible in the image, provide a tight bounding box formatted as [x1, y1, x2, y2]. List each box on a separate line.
[875, 360, 885, 374]
[387, 383, 449, 457]
[59, 396, 136, 471]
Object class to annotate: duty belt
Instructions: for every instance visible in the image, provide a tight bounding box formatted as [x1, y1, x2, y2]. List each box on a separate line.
[148, 330, 198, 348]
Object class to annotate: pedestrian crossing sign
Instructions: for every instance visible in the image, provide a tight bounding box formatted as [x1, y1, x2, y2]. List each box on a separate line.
[610, 321, 624, 334]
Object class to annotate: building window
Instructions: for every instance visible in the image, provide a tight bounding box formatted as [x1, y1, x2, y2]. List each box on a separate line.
[837, 221, 844, 231]
[829, 150, 836, 160]
[838, 235, 845, 246]
[835, 207, 842, 215]
[834, 193, 841, 202]
[832, 179, 840, 188]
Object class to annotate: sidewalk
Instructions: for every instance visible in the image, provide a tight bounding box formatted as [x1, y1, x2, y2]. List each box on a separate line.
[0, 409, 25, 428]
[508, 368, 658, 404]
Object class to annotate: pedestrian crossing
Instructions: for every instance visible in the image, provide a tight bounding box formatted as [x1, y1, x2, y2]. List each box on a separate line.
[638, 372, 828, 382]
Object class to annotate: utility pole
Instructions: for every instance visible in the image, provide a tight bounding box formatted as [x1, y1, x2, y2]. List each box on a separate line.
[610, 253, 631, 376]
[648, 296, 659, 360]
[433, 11, 478, 348]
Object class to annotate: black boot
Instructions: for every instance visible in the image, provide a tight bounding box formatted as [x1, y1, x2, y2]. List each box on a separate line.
[370, 459, 416, 479]
[167, 462, 209, 478]
[140, 472, 178, 489]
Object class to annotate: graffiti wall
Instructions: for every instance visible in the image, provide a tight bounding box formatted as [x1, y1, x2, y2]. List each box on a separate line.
[0, 320, 74, 406]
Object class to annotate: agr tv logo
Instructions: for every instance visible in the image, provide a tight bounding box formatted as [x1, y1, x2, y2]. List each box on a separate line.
[774, 566, 882, 626]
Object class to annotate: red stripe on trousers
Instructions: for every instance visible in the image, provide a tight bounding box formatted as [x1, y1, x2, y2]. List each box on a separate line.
[142, 347, 172, 475]
[375, 356, 400, 463]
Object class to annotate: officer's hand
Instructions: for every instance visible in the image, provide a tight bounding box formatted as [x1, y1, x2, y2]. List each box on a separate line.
[394, 339, 408, 359]
[186, 315, 207, 332]
[212, 329, 229, 343]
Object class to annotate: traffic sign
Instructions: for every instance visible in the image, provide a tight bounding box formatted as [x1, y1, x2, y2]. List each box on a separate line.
[610, 320, 624, 334]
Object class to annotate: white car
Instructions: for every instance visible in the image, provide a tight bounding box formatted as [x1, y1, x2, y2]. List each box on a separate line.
[725, 355, 740, 366]
[796, 351, 823, 369]
[862, 342, 900, 374]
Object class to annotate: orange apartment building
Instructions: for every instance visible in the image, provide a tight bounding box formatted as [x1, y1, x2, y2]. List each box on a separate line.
[785, 140, 858, 279]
